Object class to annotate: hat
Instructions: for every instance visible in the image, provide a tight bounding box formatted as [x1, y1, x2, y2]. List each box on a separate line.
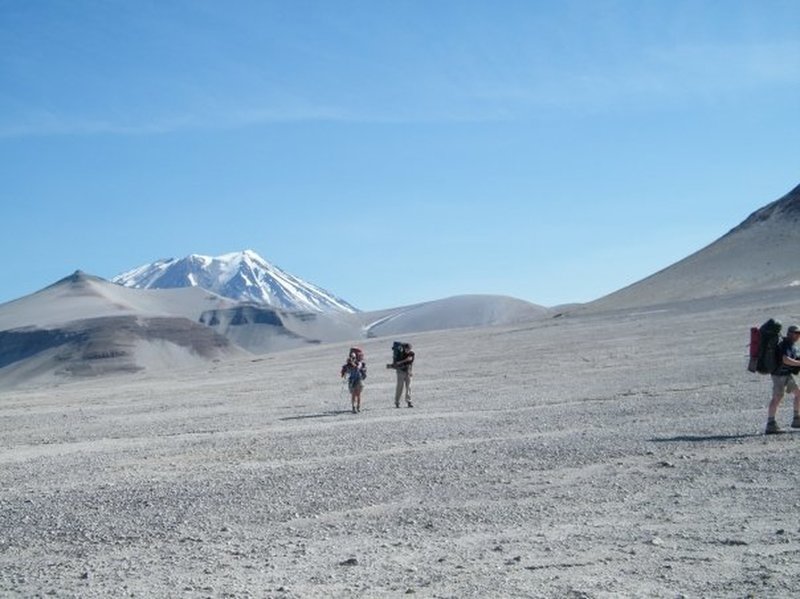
[788, 325, 800, 335]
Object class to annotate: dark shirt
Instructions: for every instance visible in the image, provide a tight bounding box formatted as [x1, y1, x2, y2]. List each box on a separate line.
[396, 350, 415, 372]
[775, 337, 799, 375]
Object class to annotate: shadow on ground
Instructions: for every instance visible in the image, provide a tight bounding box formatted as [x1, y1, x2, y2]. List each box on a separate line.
[650, 433, 766, 443]
[279, 410, 354, 421]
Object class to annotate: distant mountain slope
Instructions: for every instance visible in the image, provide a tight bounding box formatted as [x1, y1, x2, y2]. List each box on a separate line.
[114, 250, 357, 313]
[587, 183, 800, 311]
[193, 294, 549, 353]
[0, 268, 553, 389]
[361, 295, 549, 337]
[198, 304, 364, 353]
[0, 315, 239, 389]
[0, 271, 235, 331]
[0, 272, 243, 388]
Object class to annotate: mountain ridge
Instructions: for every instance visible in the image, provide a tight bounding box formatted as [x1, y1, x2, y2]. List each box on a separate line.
[0, 270, 545, 388]
[586, 182, 800, 311]
[727, 183, 800, 235]
[4, 182, 800, 387]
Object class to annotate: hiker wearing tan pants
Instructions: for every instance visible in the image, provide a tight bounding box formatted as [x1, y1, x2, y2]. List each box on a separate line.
[388, 342, 414, 408]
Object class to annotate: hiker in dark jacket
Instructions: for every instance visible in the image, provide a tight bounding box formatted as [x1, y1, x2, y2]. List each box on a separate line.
[387, 342, 414, 408]
[766, 324, 800, 434]
[341, 351, 367, 413]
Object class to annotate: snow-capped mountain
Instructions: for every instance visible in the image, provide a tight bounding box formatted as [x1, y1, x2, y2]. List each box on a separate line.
[113, 250, 358, 313]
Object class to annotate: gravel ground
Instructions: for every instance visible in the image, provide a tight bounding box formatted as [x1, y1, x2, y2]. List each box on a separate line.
[2, 291, 800, 598]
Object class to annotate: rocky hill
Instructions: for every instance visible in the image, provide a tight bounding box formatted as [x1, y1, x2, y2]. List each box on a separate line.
[587, 183, 800, 311]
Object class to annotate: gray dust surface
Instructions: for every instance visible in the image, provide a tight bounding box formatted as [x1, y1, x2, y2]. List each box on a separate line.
[2, 291, 800, 598]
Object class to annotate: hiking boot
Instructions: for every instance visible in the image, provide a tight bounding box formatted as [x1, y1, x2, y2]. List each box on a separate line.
[406, 401, 413, 408]
[395, 402, 400, 408]
[766, 420, 785, 435]
[792, 416, 800, 429]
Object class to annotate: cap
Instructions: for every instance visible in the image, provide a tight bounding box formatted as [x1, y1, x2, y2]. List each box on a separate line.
[788, 325, 800, 335]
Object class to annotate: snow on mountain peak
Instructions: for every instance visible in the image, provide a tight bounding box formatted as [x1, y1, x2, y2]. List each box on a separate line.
[113, 250, 358, 314]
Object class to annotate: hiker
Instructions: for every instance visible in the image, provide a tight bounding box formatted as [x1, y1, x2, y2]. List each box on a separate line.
[766, 324, 800, 434]
[387, 341, 415, 408]
[341, 348, 367, 413]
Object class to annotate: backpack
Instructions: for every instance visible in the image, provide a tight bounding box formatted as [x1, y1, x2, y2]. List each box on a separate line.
[391, 341, 405, 364]
[749, 319, 782, 374]
[348, 365, 365, 384]
[345, 347, 366, 381]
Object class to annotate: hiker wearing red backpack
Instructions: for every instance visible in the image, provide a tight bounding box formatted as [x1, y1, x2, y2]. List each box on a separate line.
[341, 348, 367, 413]
[766, 325, 800, 435]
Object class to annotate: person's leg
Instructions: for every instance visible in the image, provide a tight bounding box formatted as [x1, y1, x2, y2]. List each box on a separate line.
[767, 375, 786, 433]
[394, 371, 403, 407]
[769, 376, 786, 417]
[792, 389, 800, 427]
[787, 377, 800, 426]
[768, 390, 783, 419]
[404, 371, 413, 406]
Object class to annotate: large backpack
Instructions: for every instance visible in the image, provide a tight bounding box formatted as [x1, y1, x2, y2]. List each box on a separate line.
[391, 341, 405, 364]
[345, 347, 366, 382]
[749, 319, 782, 374]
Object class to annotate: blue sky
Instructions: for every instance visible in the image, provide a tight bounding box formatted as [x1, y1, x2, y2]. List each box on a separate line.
[1, 1, 798, 310]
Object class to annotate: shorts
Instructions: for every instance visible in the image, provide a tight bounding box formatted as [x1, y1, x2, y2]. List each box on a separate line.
[771, 373, 799, 394]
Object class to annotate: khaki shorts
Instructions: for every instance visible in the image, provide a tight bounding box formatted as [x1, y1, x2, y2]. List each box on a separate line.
[772, 374, 799, 394]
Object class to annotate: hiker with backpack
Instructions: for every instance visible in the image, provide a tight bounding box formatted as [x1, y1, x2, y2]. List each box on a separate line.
[341, 347, 367, 413]
[766, 324, 800, 435]
[387, 341, 414, 408]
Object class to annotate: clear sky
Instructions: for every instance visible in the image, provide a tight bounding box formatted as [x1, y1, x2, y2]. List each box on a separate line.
[1, 1, 798, 311]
